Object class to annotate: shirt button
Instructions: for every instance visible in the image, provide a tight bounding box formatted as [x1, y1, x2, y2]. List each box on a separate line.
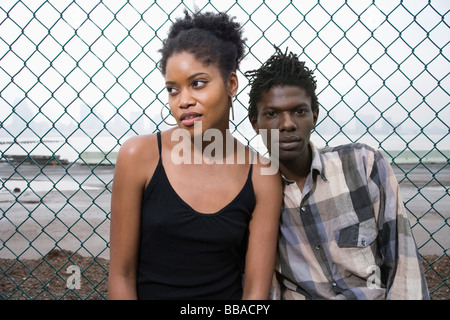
[301, 206, 306, 212]
[331, 282, 337, 287]
[361, 239, 367, 246]
[315, 244, 321, 250]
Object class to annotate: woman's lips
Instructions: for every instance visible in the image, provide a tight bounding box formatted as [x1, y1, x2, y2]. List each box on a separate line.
[180, 112, 202, 127]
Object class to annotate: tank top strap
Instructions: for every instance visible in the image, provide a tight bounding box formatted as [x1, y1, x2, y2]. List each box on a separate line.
[248, 149, 254, 178]
[156, 131, 162, 156]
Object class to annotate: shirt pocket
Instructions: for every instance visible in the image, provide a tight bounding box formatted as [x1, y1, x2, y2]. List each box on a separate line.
[332, 218, 379, 278]
[337, 218, 378, 248]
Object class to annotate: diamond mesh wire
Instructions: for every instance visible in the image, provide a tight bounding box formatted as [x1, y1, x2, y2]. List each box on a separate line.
[0, 0, 448, 299]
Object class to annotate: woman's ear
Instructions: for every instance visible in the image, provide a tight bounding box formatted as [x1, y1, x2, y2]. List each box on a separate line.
[227, 72, 239, 98]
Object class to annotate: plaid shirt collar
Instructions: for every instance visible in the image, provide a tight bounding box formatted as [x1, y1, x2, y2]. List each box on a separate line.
[281, 141, 327, 185]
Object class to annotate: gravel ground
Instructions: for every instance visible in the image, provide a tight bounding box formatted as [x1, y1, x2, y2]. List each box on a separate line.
[0, 249, 448, 300]
[1, 162, 448, 300]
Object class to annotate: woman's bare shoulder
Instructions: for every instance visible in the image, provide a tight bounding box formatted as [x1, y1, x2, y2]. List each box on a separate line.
[249, 150, 282, 198]
[116, 133, 160, 167]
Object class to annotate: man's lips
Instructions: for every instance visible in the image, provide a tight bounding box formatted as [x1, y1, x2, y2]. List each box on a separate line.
[279, 136, 301, 143]
[180, 112, 202, 126]
[278, 136, 301, 150]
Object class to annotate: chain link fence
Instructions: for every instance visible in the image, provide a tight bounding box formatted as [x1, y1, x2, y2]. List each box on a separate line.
[0, 0, 448, 300]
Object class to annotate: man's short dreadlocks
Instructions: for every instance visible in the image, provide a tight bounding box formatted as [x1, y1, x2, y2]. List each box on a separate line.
[245, 47, 319, 122]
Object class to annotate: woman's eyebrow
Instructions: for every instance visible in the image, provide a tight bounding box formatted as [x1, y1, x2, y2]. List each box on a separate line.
[165, 72, 209, 86]
[188, 72, 209, 80]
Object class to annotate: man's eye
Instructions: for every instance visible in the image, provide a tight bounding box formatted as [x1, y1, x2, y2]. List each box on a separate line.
[295, 108, 306, 115]
[265, 111, 276, 118]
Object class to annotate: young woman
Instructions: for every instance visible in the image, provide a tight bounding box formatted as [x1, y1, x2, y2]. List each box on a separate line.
[108, 11, 282, 300]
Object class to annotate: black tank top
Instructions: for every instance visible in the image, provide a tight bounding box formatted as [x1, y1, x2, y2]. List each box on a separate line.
[136, 132, 256, 299]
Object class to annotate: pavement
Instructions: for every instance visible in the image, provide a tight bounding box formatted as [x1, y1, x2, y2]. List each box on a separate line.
[0, 162, 114, 259]
[0, 161, 449, 260]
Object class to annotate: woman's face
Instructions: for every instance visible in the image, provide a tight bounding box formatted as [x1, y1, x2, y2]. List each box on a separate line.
[164, 51, 238, 134]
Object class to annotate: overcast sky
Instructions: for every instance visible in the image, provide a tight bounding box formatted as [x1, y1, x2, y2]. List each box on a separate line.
[1, 0, 448, 153]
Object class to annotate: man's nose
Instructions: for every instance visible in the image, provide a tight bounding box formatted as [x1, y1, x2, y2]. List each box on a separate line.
[279, 112, 297, 131]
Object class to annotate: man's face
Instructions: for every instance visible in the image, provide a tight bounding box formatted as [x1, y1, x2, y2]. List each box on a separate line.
[252, 85, 318, 162]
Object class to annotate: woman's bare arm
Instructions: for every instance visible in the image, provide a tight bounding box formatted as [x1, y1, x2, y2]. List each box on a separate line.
[108, 135, 158, 300]
[242, 157, 282, 300]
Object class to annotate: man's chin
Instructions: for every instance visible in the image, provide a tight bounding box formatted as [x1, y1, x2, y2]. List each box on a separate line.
[266, 146, 302, 163]
[277, 149, 302, 162]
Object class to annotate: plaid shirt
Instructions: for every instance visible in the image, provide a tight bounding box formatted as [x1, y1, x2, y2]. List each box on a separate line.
[270, 142, 430, 300]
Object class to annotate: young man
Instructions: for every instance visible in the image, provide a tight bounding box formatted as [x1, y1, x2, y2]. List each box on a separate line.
[246, 48, 430, 300]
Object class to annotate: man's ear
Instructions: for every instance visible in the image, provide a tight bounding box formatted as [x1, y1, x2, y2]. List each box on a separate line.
[313, 108, 319, 127]
[250, 117, 259, 134]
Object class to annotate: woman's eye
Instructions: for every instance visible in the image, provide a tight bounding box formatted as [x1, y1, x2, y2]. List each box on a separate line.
[193, 80, 207, 88]
[166, 87, 178, 95]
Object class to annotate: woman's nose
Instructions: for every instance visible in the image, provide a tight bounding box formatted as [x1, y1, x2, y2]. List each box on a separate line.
[178, 89, 196, 109]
